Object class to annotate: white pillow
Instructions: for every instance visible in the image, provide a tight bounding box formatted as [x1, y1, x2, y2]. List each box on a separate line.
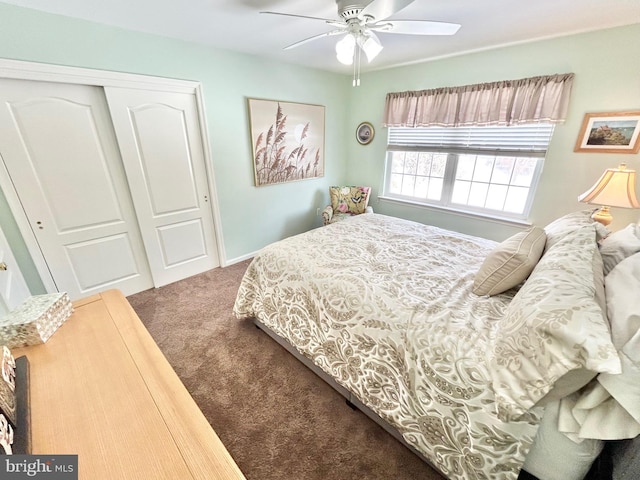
[472, 226, 546, 296]
[598, 252, 640, 428]
[544, 210, 604, 252]
[554, 253, 640, 441]
[599, 223, 640, 276]
[488, 224, 621, 421]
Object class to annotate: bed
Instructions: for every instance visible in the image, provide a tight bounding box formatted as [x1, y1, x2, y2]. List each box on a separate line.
[233, 211, 640, 480]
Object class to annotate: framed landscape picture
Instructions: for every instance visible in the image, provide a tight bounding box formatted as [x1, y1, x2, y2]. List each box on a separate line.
[248, 98, 325, 186]
[574, 111, 640, 153]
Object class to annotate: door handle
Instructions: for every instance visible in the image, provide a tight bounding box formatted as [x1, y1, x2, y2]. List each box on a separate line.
[0, 262, 7, 271]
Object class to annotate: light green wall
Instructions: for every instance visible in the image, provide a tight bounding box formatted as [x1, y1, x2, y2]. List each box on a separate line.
[346, 23, 640, 240]
[0, 3, 350, 293]
[0, 2, 638, 293]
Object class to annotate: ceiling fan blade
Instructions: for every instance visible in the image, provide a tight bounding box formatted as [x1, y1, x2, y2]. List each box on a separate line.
[260, 11, 344, 27]
[370, 20, 461, 35]
[283, 29, 346, 50]
[359, 0, 415, 21]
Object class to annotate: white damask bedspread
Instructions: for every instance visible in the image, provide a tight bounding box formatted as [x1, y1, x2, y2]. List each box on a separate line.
[233, 213, 542, 479]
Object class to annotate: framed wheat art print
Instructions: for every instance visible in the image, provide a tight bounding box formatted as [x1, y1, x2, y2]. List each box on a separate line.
[248, 98, 325, 186]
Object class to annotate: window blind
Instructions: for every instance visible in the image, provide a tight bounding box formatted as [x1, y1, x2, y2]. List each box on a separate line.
[387, 124, 554, 155]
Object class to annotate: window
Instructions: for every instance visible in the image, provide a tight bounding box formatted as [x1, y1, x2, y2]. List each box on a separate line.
[383, 124, 554, 219]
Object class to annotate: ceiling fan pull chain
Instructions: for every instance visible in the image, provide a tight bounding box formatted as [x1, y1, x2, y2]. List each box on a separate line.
[353, 45, 361, 87]
[352, 46, 357, 86]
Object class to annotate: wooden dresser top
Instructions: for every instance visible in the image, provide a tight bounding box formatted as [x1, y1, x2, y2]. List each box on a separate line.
[13, 289, 245, 480]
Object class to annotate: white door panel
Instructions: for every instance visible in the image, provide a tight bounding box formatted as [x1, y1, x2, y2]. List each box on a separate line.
[156, 219, 207, 267]
[65, 233, 142, 291]
[0, 79, 153, 299]
[105, 88, 219, 287]
[127, 104, 199, 215]
[10, 97, 124, 231]
[0, 224, 31, 316]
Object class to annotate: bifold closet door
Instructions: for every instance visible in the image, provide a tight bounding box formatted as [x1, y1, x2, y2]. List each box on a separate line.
[0, 79, 154, 299]
[104, 88, 220, 287]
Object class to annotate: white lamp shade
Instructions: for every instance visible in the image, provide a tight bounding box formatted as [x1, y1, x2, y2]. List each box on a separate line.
[578, 164, 640, 208]
[336, 34, 355, 65]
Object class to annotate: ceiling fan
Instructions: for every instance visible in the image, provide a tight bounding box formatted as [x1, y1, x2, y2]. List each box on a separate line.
[261, 0, 461, 85]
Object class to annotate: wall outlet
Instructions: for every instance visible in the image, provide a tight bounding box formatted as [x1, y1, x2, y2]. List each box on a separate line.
[316, 207, 320, 216]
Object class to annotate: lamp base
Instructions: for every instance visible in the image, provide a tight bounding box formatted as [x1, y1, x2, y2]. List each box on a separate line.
[591, 206, 613, 226]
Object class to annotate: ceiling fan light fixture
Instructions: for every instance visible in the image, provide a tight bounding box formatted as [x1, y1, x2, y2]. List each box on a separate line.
[359, 33, 383, 62]
[265, 0, 462, 86]
[336, 33, 356, 65]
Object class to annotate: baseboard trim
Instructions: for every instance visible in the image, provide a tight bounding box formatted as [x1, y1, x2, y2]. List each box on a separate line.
[224, 252, 258, 266]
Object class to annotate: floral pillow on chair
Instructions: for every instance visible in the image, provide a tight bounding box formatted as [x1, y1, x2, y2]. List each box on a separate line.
[329, 186, 371, 215]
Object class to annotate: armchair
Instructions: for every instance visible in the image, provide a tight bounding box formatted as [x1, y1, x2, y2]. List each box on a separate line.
[322, 186, 373, 225]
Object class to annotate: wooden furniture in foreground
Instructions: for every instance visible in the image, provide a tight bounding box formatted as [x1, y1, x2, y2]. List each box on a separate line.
[12, 289, 245, 480]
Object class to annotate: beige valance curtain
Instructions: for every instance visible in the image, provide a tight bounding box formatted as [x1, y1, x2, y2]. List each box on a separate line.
[382, 73, 574, 127]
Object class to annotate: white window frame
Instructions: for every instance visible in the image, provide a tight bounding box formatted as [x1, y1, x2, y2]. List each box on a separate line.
[382, 124, 554, 221]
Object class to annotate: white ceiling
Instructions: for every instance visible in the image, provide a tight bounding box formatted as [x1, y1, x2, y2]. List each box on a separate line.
[3, 0, 640, 74]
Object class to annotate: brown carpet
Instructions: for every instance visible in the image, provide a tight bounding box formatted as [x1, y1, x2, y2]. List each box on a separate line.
[127, 260, 446, 480]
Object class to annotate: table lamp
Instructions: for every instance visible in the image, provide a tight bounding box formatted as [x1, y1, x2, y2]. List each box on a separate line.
[578, 163, 640, 226]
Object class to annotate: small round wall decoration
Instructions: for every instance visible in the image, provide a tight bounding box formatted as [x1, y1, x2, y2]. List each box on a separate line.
[356, 122, 374, 145]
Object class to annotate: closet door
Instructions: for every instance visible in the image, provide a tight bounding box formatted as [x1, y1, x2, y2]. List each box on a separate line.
[0, 79, 154, 299]
[105, 88, 220, 287]
[0, 224, 31, 316]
